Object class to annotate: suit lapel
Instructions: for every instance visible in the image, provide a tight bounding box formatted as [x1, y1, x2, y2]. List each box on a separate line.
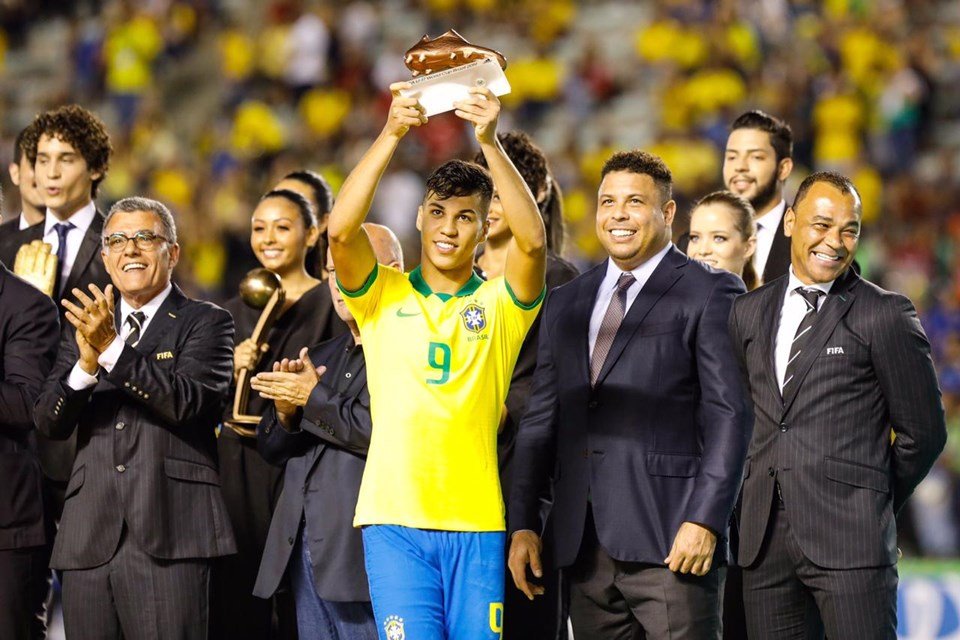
[763, 276, 789, 402]
[763, 222, 792, 283]
[780, 269, 859, 416]
[132, 285, 186, 356]
[62, 213, 104, 296]
[594, 247, 685, 387]
[572, 264, 606, 386]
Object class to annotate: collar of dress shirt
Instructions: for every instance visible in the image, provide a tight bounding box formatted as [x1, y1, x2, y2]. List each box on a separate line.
[17, 213, 33, 231]
[119, 282, 173, 331]
[754, 199, 786, 234]
[600, 242, 672, 293]
[44, 200, 97, 237]
[786, 265, 835, 301]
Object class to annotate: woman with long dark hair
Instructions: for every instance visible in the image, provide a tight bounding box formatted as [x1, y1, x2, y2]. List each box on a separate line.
[212, 189, 346, 639]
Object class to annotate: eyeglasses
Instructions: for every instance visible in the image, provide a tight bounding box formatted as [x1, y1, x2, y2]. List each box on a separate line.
[103, 231, 170, 253]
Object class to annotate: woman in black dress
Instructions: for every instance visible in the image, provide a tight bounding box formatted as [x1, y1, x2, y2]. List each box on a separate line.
[212, 188, 346, 639]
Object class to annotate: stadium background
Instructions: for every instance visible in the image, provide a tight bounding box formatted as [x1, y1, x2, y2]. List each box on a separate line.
[1, 0, 959, 637]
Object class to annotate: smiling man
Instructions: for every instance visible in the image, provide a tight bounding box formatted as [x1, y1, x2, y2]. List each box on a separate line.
[34, 197, 236, 640]
[722, 110, 794, 283]
[729, 172, 946, 639]
[327, 82, 545, 639]
[508, 150, 751, 640]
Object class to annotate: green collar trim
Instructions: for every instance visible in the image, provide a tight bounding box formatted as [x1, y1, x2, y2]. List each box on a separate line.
[408, 265, 483, 301]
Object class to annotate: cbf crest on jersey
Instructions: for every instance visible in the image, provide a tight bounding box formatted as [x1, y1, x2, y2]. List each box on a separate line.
[460, 303, 487, 333]
[384, 615, 405, 640]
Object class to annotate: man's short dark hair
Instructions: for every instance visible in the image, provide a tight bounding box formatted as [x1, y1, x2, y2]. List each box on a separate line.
[730, 110, 793, 163]
[424, 160, 494, 216]
[792, 171, 863, 217]
[28, 105, 113, 198]
[13, 122, 39, 165]
[600, 150, 673, 205]
[473, 131, 548, 202]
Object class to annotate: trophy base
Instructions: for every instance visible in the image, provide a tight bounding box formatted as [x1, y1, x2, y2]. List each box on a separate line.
[400, 59, 511, 117]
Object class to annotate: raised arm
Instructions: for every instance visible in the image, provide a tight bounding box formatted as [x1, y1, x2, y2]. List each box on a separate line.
[328, 83, 426, 291]
[454, 87, 546, 303]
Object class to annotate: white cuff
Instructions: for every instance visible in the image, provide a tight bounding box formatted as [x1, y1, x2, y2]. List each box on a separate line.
[97, 335, 125, 373]
[66, 362, 99, 390]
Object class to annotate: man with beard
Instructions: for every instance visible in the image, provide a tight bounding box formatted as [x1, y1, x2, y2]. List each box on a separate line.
[721, 110, 794, 283]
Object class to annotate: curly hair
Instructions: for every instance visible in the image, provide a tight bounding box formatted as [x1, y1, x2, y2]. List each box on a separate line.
[27, 105, 113, 198]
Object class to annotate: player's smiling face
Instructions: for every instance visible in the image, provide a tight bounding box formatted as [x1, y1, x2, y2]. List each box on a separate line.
[784, 182, 860, 285]
[416, 192, 489, 271]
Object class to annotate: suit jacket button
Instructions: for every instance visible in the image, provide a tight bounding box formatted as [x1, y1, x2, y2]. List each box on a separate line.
[116, 464, 126, 473]
[588, 400, 598, 409]
[767, 467, 775, 476]
[115, 422, 125, 431]
[288, 536, 295, 545]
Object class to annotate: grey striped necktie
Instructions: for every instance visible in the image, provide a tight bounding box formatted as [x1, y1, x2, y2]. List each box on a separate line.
[124, 311, 146, 347]
[591, 273, 636, 385]
[782, 287, 824, 390]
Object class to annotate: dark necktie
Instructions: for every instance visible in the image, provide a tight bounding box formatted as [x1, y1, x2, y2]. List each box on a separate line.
[782, 287, 825, 390]
[591, 273, 636, 385]
[125, 311, 146, 347]
[52, 221, 75, 294]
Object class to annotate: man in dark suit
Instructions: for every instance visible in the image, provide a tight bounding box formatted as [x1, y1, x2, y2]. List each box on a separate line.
[721, 110, 794, 284]
[2, 122, 46, 233]
[2, 105, 115, 633]
[729, 171, 946, 639]
[250, 224, 401, 639]
[0, 105, 112, 301]
[0, 261, 59, 640]
[679, 110, 794, 286]
[34, 196, 236, 639]
[508, 151, 752, 639]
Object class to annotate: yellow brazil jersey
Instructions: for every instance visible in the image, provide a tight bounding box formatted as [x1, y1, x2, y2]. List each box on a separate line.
[340, 264, 543, 532]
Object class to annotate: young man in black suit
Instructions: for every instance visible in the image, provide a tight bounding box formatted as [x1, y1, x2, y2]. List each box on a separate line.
[729, 172, 946, 639]
[722, 110, 794, 284]
[35, 197, 236, 639]
[0, 259, 59, 640]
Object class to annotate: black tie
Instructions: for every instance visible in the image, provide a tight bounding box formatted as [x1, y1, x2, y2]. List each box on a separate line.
[591, 273, 636, 385]
[52, 221, 75, 295]
[783, 287, 824, 390]
[125, 311, 146, 347]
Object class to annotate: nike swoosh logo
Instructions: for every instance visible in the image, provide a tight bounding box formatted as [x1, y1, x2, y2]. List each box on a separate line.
[396, 309, 421, 318]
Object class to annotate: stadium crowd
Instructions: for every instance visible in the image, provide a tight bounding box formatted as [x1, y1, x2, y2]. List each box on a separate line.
[0, 0, 959, 639]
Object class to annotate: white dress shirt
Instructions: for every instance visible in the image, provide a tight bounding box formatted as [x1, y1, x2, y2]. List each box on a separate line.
[588, 243, 672, 358]
[43, 200, 98, 286]
[66, 283, 173, 389]
[18, 213, 33, 230]
[753, 199, 786, 278]
[774, 267, 835, 390]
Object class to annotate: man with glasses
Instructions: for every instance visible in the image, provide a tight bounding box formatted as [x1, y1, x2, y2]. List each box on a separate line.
[35, 196, 237, 639]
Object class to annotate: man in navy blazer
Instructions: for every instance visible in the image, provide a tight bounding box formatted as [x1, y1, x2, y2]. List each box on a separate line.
[508, 151, 752, 639]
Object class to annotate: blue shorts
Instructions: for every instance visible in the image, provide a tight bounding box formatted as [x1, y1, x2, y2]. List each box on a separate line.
[362, 525, 505, 640]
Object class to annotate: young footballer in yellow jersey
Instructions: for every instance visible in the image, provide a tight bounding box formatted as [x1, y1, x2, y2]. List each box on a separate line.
[327, 83, 546, 640]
